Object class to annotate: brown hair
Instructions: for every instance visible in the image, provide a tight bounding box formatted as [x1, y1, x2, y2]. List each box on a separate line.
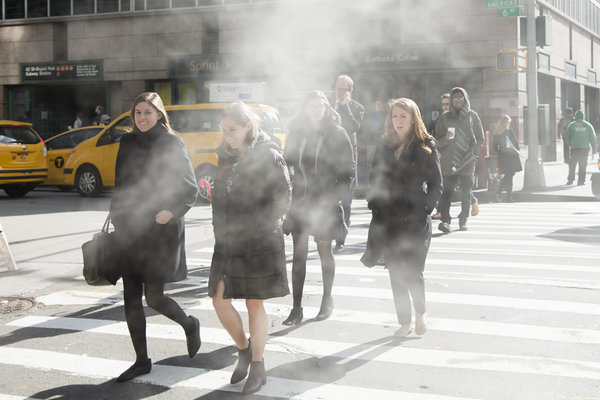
[130, 92, 172, 133]
[383, 98, 433, 154]
[220, 102, 260, 153]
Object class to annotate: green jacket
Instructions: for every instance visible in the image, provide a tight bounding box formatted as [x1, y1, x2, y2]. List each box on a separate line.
[564, 120, 598, 152]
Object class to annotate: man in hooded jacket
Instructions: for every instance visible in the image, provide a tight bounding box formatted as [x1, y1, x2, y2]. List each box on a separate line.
[434, 87, 484, 233]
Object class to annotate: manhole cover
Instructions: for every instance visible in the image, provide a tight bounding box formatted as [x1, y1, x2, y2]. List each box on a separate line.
[0, 297, 35, 314]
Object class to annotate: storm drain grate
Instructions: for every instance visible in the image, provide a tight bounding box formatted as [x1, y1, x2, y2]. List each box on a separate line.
[0, 297, 35, 314]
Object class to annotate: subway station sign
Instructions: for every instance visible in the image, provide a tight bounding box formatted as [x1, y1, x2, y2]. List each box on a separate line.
[21, 61, 103, 83]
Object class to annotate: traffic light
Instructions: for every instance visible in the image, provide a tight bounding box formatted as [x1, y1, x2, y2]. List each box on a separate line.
[497, 51, 518, 72]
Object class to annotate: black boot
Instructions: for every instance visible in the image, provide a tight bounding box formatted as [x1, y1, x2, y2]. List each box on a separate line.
[316, 296, 334, 321]
[282, 307, 303, 326]
[186, 315, 201, 358]
[242, 360, 266, 394]
[116, 358, 152, 382]
[230, 339, 252, 384]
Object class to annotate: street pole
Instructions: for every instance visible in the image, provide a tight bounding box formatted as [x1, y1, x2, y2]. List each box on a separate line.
[523, 0, 546, 189]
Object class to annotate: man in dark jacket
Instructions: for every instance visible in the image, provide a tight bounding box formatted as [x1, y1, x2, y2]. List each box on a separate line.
[434, 87, 484, 233]
[565, 110, 598, 185]
[557, 107, 574, 164]
[331, 74, 364, 252]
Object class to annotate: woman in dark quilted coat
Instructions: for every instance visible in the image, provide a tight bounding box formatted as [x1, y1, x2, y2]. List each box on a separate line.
[209, 102, 291, 395]
[109, 92, 200, 382]
[362, 98, 442, 337]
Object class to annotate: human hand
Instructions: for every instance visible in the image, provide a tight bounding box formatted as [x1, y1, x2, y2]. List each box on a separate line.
[341, 93, 351, 105]
[156, 210, 174, 224]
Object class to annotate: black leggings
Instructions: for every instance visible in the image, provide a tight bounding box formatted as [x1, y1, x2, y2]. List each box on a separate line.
[290, 233, 335, 308]
[122, 276, 193, 362]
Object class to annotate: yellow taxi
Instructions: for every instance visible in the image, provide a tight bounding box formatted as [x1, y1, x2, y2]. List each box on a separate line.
[42, 126, 104, 189]
[0, 120, 48, 197]
[61, 103, 286, 199]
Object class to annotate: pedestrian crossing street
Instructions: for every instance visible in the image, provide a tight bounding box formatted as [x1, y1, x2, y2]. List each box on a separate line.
[1, 200, 599, 399]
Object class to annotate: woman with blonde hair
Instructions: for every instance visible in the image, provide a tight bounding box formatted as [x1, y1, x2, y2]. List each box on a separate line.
[492, 114, 521, 202]
[362, 98, 442, 337]
[209, 102, 291, 394]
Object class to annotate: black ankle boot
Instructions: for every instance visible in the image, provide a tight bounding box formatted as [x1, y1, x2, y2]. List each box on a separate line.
[282, 307, 303, 326]
[242, 360, 266, 394]
[186, 315, 201, 358]
[316, 296, 334, 321]
[117, 358, 152, 382]
[230, 339, 252, 384]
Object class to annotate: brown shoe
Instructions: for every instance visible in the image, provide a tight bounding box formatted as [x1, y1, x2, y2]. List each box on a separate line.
[394, 323, 412, 337]
[432, 212, 441, 220]
[471, 198, 479, 216]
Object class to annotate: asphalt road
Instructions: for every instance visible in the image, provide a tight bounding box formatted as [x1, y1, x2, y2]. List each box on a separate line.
[0, 187, 599, 400]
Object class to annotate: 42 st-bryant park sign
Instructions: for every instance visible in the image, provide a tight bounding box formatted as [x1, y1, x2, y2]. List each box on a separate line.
[21, 61, 103, 83]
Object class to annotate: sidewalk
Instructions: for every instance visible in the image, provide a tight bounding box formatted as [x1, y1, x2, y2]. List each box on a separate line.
[477, 156, 599, 203]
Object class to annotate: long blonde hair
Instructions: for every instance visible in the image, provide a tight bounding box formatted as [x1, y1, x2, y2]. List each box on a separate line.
[383, 98, 433, 154]
[493, 115, 511, 135]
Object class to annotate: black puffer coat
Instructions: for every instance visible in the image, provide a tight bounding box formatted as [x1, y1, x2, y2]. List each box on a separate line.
[209, 131, 291, 299]
[283, 118, 354, 240]
[362, 139, 442, 267]
[110, 124, 199, 283]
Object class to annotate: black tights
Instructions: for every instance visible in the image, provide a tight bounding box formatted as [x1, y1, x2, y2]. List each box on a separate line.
[122, 276, 194, 363]
[290, 233, 335, 308]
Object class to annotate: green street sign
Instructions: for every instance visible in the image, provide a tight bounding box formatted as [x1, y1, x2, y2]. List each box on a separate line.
[486, 0, 521, 8]
[499, 6, 522, 17]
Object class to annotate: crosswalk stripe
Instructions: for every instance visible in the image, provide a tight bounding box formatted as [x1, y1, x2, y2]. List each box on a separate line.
[32, 292, 600, 345]
[0, 347, 480, 400]
[6, 317, 600, 381]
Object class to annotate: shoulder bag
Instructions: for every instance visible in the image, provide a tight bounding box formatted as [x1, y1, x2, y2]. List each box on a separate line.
[82, 215, 121, 286]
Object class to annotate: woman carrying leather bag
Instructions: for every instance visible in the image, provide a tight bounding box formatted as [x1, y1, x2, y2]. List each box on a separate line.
[109, 92, 200, 382]
[492, 115, 522, 202]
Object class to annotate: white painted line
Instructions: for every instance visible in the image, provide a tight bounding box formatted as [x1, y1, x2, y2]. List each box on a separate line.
[0, 396, 40, 400]
[25, 295, 600, 345]
[5, 319, 600, 381]
[0, 347, 480, 400]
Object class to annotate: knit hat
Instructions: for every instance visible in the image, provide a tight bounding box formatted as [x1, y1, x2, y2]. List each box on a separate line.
[574, 110, 584, 119]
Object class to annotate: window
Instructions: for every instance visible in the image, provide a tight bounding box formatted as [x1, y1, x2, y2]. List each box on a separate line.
[28, 0, 48, 17]
[5, 0, 25, 19]
[168, 109, 221, 133]
[50, 0, 71, 16]
[0, 126, 41, 145]
[97, 117, 132, 146]
[74, 0, 95, 15]
[173, 0, 196, 7]
[98, 0, 120, 13]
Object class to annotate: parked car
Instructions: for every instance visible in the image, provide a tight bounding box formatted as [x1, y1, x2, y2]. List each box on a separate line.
[61, 103, 286, 200]
[42, 126, 104, 189]
[0, 120, 48, 197]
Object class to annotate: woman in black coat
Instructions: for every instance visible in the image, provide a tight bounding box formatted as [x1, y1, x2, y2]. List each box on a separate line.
[281, 90, 354, 325]
[209, 102, 291, 395]
[362, 98, 442, 337]
[492, 115, 522, 202]
[109, 92, 200, 382]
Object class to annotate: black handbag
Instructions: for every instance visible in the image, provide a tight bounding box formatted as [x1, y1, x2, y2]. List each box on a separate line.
[82, 215, 121, 286]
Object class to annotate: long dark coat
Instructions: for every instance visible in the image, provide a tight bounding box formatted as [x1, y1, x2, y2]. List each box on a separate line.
[109, 124, 199, 283]
[493, 128, 522, 175]
[362, 139, 442, 268]
[209, 131, 291, 299]
[283, 118, 354, 240]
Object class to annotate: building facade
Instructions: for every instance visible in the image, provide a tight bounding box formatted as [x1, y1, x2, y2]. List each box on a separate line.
[1, 0, 598, 163]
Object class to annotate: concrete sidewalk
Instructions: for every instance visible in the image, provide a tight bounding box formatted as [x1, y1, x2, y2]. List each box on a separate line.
[477, 156, 599, 203]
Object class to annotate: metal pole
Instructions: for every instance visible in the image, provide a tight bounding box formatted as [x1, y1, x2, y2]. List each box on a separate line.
[0, 224, 17, 271]
[523, 0, 546, 189]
